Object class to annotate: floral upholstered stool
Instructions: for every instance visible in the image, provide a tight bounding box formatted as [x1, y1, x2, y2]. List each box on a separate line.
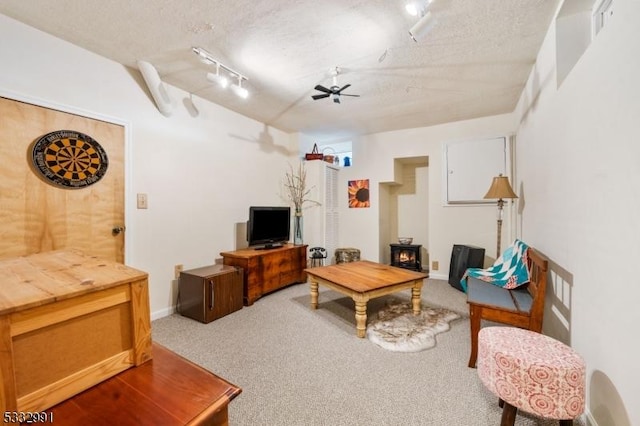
[477, 327, 585, 426]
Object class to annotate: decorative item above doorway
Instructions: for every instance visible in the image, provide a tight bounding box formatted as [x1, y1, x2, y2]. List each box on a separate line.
[31, 130, 109, 189]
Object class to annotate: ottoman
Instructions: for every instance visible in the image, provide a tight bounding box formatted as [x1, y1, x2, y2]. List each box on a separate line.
[335, 247, 361, 264]
[477, 327, 585, 426]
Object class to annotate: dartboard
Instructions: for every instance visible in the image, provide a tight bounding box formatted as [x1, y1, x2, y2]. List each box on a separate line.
[32, 130, 109, 189]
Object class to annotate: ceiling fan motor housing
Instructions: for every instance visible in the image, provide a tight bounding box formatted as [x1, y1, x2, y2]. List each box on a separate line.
[311, 67, 360, 103]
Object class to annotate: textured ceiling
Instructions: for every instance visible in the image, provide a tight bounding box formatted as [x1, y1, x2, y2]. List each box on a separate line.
[0, 0, 560, 139]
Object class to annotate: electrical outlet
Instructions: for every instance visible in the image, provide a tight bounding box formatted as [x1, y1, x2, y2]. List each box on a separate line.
[174, 264, 183, 279]
[431, 260, 439, 271]
[137, 193, 148, 209]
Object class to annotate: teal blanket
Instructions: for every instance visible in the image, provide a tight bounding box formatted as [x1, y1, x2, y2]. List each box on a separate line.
[460, 239, 530, 292]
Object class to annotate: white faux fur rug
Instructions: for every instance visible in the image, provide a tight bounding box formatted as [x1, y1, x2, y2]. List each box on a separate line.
[366, 302, 461, 352]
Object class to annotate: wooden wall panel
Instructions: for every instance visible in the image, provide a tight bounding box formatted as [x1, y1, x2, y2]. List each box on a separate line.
[0, 97, 124, 262]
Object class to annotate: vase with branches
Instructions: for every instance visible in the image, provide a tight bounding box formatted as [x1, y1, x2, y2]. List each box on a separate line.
[284, 161, 319, 245]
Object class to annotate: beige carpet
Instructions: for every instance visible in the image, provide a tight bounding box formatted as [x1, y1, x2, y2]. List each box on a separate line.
[367, 301, 460, 352]
[152, 279, 586, 426]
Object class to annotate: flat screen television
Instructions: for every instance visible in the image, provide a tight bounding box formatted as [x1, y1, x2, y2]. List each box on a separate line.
[247, 206, 291, 249]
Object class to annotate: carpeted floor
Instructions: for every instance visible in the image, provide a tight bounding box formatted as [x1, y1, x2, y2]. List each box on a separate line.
[152, 278, 586, 426]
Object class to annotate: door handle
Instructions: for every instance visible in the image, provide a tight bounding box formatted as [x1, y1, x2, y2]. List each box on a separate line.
[209, 281, 214, 310]
[112, 226, 125, 236]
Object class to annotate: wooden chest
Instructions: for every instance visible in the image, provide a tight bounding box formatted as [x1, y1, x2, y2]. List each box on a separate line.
[179, 264, 243, 323]
[45, 343, 242, 426]
[0, 250, 152, 413]
[221, 244, 307, 305]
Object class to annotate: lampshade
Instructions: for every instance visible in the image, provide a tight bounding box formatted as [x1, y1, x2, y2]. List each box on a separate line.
[484, 175, 518, 200]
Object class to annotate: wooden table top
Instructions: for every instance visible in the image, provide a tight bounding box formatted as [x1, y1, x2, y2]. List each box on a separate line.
[45, 343, 242, 425]
[305, 260, 428, 293]
[0, 249, 148, 315]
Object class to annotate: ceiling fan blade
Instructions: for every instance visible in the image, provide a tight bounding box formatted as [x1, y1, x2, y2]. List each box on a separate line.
[314, 85, 332, 94]
[336, 84, 351, 94]
[312, 93, 331, 100]
[341, 94, 360, 97]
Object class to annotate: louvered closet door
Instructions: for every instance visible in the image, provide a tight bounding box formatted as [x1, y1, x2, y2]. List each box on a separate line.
[324, 166, 339, 264]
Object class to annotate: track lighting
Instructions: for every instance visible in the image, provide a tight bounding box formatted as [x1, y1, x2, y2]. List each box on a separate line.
[230, 77, 249, 99]
[409, 10, 436, 42]
[206, 63, 229, 88]
[193, 47, 212, 64]
[407, 0, 437, 42]
[192, 47, 249, 99]
[406, 0, 433, 16]
[406, 0, 430, 16]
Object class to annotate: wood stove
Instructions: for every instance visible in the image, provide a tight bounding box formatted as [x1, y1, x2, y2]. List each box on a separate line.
[390, 244, 422, 271]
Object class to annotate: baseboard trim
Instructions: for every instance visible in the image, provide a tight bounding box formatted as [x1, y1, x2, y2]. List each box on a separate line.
[584, 408, 598, 426]
[428, 272, 448, 280]
[151, 306, 176, 321]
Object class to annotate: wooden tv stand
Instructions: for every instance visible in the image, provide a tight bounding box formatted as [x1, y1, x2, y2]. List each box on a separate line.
[221, 244, 307, 305]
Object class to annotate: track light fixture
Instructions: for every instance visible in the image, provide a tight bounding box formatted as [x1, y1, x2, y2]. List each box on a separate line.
[409, 11, 436, 42]
[406, 0, 430, 16]
[407, 0, 437, 42]
[192, 47, 249, 98]
[230, 77, 249, 99]
[206, 63, 229, 88]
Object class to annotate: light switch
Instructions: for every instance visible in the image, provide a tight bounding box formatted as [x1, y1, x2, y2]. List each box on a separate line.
[137, 193, 148, 209]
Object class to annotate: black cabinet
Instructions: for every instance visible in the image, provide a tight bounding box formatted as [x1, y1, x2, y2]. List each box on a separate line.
[448, 245, 485, 291]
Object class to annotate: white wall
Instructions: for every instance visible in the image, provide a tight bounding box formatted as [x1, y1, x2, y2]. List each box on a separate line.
[0, 14, 298, 319]
[314, 116, 517, 280]
[397, 165, 429, 244]
[513, 0, 640, 424]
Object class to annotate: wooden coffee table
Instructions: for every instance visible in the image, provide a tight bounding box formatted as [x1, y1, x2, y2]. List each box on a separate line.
[305, 260, 428, 337]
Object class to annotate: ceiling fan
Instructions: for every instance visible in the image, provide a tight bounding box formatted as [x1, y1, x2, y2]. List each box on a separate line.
[311, 67, 360, 104]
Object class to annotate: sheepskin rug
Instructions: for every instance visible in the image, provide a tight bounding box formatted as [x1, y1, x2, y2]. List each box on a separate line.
[366, 302, 460, 352]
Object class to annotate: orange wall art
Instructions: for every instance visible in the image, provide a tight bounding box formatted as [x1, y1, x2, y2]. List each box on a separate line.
[348, 179, 370, 208]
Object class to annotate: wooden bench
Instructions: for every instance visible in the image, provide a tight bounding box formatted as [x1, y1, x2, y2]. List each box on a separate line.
[466, 247, 549, 368]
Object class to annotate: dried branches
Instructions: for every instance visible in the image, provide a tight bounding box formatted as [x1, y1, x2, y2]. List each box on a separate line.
[284, 162, 319, 212]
